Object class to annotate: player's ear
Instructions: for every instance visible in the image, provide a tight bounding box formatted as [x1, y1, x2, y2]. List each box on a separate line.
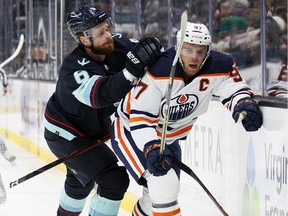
[79, 36, 91, 46]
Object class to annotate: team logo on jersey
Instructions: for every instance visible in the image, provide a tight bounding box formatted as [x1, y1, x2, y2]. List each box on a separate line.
[78, 58, 90, 66]
[161, 94, 199, 121]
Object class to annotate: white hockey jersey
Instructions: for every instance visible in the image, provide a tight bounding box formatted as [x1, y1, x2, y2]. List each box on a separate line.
[114, 47, 253, 152]
[266, 61, 287, 98]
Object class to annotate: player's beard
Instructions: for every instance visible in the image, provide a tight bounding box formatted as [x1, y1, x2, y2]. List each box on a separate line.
[91, 38, 114, 55]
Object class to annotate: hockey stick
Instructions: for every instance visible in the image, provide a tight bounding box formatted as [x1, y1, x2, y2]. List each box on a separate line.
[157, 11, 228, 214]
[9, 136, 109, 188]
[0, 34, 25, 69]
[0, 34, 24, 89]
[237, 111, 247, 123]
[174, 158, 229, 216]
[160, 11, 188, 161]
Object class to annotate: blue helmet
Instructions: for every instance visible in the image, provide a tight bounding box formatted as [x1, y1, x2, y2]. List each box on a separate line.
[67, 5, 109, 40]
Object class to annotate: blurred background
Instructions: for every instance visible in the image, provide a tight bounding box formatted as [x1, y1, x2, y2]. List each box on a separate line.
[0, 0, 287, 96]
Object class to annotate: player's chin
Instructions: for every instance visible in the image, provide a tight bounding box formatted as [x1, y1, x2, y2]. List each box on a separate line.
[98, 44, 114, 55]
[185, 67, 199, 76]
[106, 43, 115, 53]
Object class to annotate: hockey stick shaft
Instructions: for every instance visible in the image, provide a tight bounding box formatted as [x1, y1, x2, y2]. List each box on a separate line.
[174, 157, 229, 216]
[237, 111, 247, 123]
[0, 34, 25, 69]
[160, 11, 188, 160]
[0, 68, 8, 87]
[9, 136, 109, 188]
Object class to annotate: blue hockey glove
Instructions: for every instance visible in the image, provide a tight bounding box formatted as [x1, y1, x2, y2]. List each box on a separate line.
[233, 97, 263, 131]
[125, 37, 162, 78]
[144, 143, 173, 176]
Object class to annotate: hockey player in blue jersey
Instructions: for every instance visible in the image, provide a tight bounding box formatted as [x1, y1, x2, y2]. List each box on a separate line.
[110, 22, 263, 215]
[43, 5, 162, 216]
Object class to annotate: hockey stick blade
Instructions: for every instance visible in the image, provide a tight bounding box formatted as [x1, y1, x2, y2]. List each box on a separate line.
[0, 34, 25, 69]
[160, 10, 188, 160]
[174, 158, 229, 216]
[9, 136, 109, 188]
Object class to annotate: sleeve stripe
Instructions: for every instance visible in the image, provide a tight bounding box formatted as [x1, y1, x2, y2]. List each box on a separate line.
[72, 75, 101, 107]
[91, 76, 103, 108]
[130, 109, 158, 118]
[44, 112, 84, 136]
[130, 117, 158, 124]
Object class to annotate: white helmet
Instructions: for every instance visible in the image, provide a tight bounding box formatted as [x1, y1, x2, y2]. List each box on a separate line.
[176, 22, 211, 68]
[178, 22, 211, 46]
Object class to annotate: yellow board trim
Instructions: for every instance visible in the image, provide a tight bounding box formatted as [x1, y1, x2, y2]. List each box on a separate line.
[0, 129, 138, 213]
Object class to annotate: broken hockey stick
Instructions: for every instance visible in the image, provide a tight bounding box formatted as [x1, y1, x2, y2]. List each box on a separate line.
[0, 34, 25, 88]
[174, 157, 229, 216]
[0, 34, 25, 69]
[9, 135, 110, 188]
[160, 10, 188, 162]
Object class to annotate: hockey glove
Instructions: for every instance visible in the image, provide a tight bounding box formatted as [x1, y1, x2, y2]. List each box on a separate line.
[144, 143, 173, 176]
[125, 37, 162, 78]
[233, 97, 263, 132]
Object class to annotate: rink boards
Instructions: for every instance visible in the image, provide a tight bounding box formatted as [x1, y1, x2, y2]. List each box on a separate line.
[0, 79, 287, 216]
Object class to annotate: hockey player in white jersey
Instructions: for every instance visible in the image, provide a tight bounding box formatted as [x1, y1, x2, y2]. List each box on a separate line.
[266, 57, 287, 98]
[111, 22, 263, 215]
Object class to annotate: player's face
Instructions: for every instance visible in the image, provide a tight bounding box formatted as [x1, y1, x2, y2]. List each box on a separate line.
[180, 43, 207, 77]
[90, 22, 114, 54]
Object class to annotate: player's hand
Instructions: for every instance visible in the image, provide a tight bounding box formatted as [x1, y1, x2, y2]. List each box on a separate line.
[233, 97, 263, 131]
[144, 143, 173, 176]
[125, 37, 163, 78]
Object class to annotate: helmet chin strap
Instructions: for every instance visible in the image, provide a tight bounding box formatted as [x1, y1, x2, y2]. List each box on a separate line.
[179, 56, 202, 75]
[88, 37, 100, 54]
[80, 38, 103, 55]
[88, 38, 110, 55]
[89, 45, 100, 54]
[179, 57, 186, 73]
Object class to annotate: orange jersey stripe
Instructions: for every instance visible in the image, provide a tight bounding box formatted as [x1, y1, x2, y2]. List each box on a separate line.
[133, 206, 140, 216]
[126, 91, 132, 115]
[116, 117, 143, 176]
[157, 125, 192, 138]
[153, 207, 181, 216]
[198, 72, 230, 77]
[147, 71, 184, 81]
[130, 117, 158, 124]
